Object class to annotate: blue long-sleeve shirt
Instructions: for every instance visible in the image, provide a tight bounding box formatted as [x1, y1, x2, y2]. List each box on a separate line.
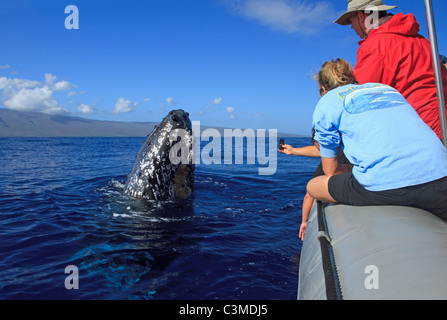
[312, 83, 447, 191]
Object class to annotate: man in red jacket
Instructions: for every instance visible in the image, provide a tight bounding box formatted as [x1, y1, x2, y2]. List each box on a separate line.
[335, 0, 447, 140]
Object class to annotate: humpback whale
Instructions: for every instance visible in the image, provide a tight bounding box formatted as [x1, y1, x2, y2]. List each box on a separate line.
[124, 109, 195, 200]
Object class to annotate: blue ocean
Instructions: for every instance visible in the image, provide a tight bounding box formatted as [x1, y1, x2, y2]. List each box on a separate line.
[0, 136, 319, 300]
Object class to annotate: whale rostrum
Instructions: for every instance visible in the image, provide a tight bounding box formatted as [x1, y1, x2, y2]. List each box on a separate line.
[124, 109, 195, 200]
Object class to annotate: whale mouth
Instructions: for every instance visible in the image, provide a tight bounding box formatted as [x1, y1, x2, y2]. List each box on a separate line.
[173, 164, 193, 199]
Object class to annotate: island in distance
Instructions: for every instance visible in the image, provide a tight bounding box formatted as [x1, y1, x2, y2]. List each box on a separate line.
[0, 108, 303, 138]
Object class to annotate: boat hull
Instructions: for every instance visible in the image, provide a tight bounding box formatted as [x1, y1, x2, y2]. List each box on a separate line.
[298, 202, 447, 300]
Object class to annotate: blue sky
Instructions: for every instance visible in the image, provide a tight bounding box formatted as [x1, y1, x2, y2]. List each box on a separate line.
[0, 0, 446, 135]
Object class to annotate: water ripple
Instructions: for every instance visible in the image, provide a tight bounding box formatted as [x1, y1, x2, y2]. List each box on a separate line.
[0, 137, 314, 299]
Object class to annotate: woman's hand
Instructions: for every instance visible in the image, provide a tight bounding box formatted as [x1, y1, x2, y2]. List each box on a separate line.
[299, 222, 307, 241]
[278, 145, 321, 157]
[278, 144, 294, 155]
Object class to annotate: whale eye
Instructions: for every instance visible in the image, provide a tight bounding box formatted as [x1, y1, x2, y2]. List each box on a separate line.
[186, 112, 189, 117]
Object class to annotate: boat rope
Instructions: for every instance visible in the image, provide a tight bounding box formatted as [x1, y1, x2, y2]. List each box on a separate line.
[317, 231, 331, 243]
[316, 201, 344, 300]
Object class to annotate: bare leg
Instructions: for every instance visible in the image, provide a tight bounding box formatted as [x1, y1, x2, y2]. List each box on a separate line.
[307, 175, 338, 203]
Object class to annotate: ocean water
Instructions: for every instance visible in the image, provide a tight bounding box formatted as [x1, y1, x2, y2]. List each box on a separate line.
[0, 136, 319, 300]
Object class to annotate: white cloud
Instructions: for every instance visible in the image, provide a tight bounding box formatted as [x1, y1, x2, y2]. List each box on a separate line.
[67, 90, 77, 97]
[210, 97, 222, 105]
[77, 103, 95, 114]
[45, 73, 57, 87]
[0, 74, 75, 115]
[3, 86, 68, 115]
[226, 106, 236, 119]
[53, 80, 74, 91]
[45, 73, 75, 91]
[0, 65, 11, 69]
[166, 97, 175, 106]
[113, 97, 138, 114]
[226, 0, 334, 34]
[0, 77, 41, 90]
[143, 97, 151, 103]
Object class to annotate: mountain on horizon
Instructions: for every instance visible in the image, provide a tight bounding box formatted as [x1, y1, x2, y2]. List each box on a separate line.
[0, 109, 156, 137]
[0, 108, 303, 138]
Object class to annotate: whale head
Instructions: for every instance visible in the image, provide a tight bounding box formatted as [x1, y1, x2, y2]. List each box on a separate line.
[124, 109, 195, 200]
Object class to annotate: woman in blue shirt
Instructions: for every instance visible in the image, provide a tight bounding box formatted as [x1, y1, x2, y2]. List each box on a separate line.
[307, 59, 447, 220]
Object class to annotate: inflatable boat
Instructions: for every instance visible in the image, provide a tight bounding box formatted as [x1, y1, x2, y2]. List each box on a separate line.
[297, 202, 447, 300]
[297, 0, 447, 300]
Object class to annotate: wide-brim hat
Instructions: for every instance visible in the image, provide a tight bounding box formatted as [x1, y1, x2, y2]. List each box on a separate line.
[334, 0, 398, 25]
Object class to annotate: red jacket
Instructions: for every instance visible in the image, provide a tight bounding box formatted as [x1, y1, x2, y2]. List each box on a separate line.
[354, 13, 447, 140]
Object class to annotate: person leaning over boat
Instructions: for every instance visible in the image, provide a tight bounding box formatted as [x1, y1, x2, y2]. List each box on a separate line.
[334, 0, 447, 140]
[307, 59, 447, 220]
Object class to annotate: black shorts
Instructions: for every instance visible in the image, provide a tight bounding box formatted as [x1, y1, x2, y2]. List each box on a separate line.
[328, 173, 447, 221]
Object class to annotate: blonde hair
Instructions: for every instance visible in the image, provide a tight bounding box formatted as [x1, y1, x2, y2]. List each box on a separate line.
[317, 59, 357, 95]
